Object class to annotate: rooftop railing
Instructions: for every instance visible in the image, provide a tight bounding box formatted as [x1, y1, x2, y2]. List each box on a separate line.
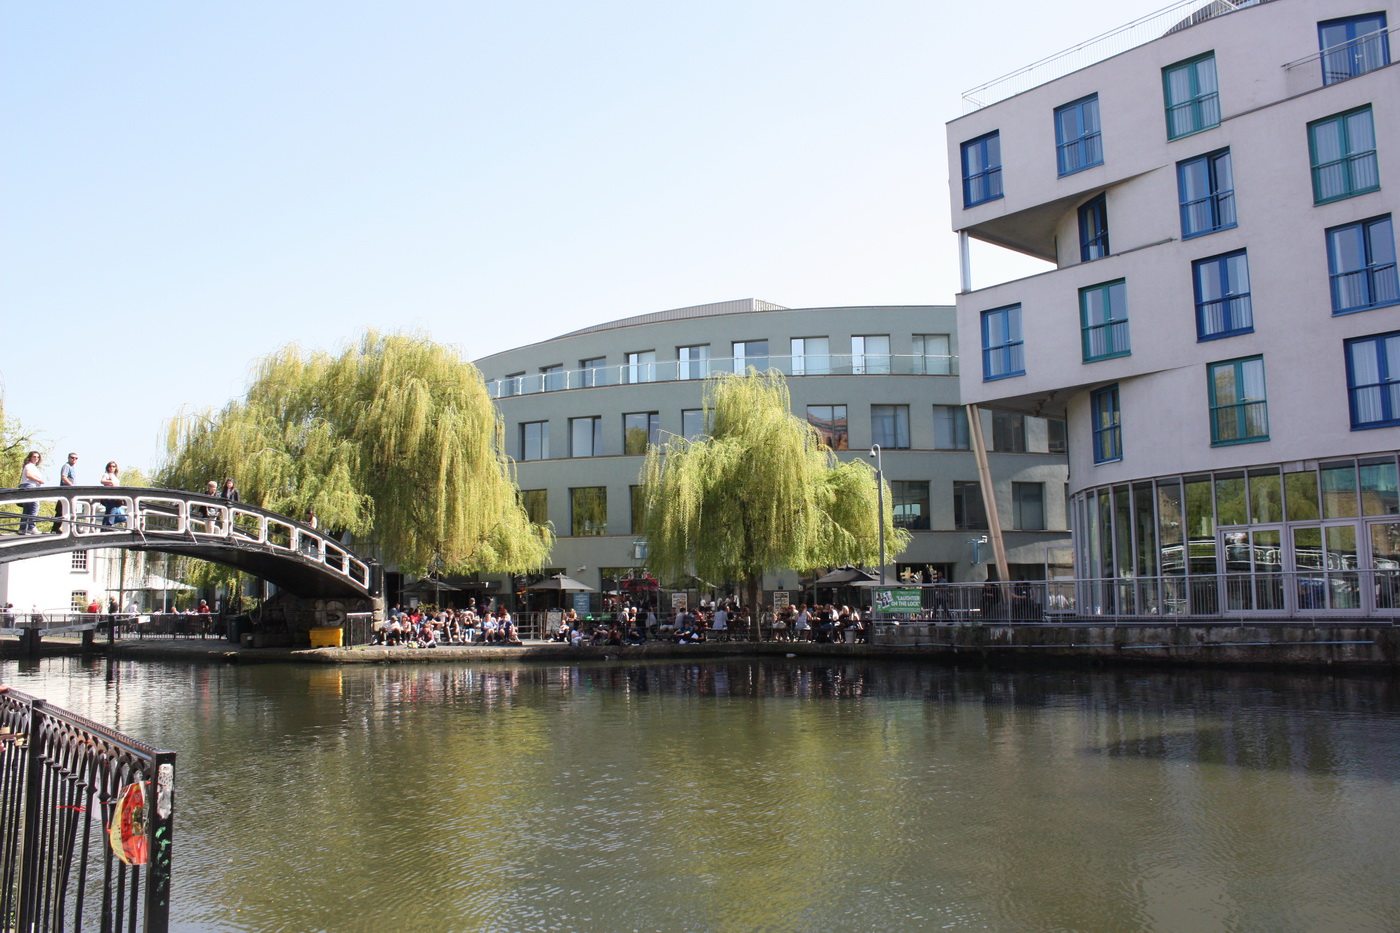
[960, 0, 1264, 112]
[487, 353, 958, 400]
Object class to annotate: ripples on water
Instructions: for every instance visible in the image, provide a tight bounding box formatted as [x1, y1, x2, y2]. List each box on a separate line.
[5, 658, 1400, 932]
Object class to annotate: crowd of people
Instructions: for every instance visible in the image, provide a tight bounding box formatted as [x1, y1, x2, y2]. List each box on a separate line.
[370, 601, 524, 647]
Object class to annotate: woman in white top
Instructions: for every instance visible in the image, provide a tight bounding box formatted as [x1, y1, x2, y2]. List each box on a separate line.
[17, 451, 44, 534]
[100, 461, 122, 527]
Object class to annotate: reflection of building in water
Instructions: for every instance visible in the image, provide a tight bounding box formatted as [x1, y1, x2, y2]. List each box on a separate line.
[947, 0, 1400, 616]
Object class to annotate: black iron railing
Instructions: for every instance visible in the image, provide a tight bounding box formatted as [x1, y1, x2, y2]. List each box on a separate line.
[0, 689, 174, 932]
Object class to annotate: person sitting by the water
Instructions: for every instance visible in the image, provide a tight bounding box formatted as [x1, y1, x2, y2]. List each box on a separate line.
[502, 613, 522, 645]
[418, 623, 439, 648]
[569, 625, 584, 647]
[551, 620, 571, 643]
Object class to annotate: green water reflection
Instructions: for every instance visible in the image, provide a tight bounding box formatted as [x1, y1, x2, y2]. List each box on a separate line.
[5, 658, 1400, 932]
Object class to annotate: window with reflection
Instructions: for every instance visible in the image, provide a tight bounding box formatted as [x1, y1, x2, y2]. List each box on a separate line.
[933, 405, 970, 450]
[852, 335, 891, 375]
[732, 340, 769, 374]
[677, 345, 710, 380]
[520, 421, 549, 461]
[953, 481, 987, 530]
[623, 412, 660, 455]
[913, 334, 951, 375]
[571, 417, 603, 457]
[892, 481, 930, 530]
[807, 405, 848, 450]
[791, 337, 830, 375]
[520, 489, 548, 526]
[681, 409, 706, 441]
[871, 405, 910, 449]
[570, 487, 607, 537]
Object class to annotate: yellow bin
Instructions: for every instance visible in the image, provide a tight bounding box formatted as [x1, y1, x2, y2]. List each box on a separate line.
[308, 627, 344, 648]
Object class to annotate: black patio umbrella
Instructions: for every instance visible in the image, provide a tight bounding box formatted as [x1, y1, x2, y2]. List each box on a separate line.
[811, 567, 878, 586]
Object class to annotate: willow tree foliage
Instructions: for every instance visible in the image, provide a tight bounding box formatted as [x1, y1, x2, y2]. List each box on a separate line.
[160, 332, 552, 576]
[639, 370, 909, 614]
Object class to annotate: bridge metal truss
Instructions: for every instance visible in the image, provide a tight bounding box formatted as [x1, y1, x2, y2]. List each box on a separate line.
[0, 487, 376, 599]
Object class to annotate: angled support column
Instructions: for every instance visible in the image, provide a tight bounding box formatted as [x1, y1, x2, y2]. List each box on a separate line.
[965, 403, 1010, 582]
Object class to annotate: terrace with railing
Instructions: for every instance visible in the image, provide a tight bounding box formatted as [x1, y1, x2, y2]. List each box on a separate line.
[486, 352, 958, 399]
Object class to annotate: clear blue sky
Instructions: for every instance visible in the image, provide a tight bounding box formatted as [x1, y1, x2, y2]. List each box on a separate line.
[2, 0, 1168, 480]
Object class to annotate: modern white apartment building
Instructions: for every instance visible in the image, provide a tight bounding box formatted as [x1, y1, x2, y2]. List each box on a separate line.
[472, 299, 1069, 604]
[948, 0, 1400, 615]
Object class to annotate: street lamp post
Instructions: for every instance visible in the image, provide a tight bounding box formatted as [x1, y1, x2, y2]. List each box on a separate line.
[869, 444, 885, 585]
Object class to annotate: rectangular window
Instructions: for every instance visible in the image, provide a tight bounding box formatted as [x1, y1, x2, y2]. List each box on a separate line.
[1310, 107, 1379, 203]
[1091, 385, 1122, 463]
[630, 485, 647, 534]
[681, 409, 706, 441]
[1055, 94, 1103, 176]
[732, 340, 769, 374]
[1162, 52, 1220, 139]
[852, 335, 891, 374]
[1319, 13, 1390, 85]
[933, 405, 970, 450]
[520, 421, 549, 461]
[1178, 148, 1236, 237]
[1193, 250, 1253, 339]
[953, 481, 988, 530]
[623, 412, 660, 455]
[961, 131, 1003, 207]
[520, 489, 548, 526]
[1080, 279, 1130, 361]
[871, 405, 911, 449]
[805, 405, 849, 450]
[1078, 194, 1110, 261]
[1208, 356, 1269, 445]
[1345, 332, 1400, 428]
[569, 487, 607, 537]
[500, 372, 524, 397]
[992, 411, 1026, 452]
[981, 305, 1024, 380]
[892, 481, 931, 530]
[70, 591, 88, 613]
[1048, 418, 1068, 454]
[541, 364, 565, 392]
[1328, 215, 1398, 314]
[70, 550, 88, 572]
[570, 416, 603, 457]
[912, 334, 951, 374]
[579, 356, 608, 388]
[625, 350, 656, 384]
[791, 337, 830, 375]
[1013, 482, 1046, 531]
[677, 345, 710, 380]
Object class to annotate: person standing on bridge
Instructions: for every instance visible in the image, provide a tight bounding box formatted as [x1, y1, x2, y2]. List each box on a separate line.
[220, 478, 240, 505]
[100, 461, 123, 527]
[60, 453, 78, 486]
[17, 451, 44, 534]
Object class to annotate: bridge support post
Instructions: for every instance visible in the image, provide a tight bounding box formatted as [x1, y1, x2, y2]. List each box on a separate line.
[81, 628, 95, 649]
[19, 628, 40, 658]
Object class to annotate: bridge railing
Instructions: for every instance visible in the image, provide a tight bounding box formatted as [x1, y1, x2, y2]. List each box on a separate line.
[0, 486, 372, 594]
[0, 688, 175, 932]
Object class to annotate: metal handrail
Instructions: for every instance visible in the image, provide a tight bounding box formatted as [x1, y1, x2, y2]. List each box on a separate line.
[0, 486, 372, 594]
[487, 352, 958, 399]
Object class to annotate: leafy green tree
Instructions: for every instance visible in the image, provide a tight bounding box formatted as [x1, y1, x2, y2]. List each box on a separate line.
[639, 370, 908, 620]
[160, 332, 552, 576]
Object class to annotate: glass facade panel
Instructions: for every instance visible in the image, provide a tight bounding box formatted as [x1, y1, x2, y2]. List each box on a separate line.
[1013, 482, 1045, 531]
[871, 405, 911, 449]
[1360, 458, 1400, 515]
[625, 351, 656, 384]
[571, 417, 603, 457]
[913, 334, 952, 375]
[733, 340, 769, 374]
[992, 411, 1026, 452]
[677, 345, 710, 380]
[520, 421, 549, 461]
[791, 337, 830, 376]
[953, 481, 988, 530]
[1215, 473, 1245, 526]
[933, 406, 970, 449]
[1321, 462, 1360, 518]
[623, 412, 660, 455]
[1248, 469, 1282, 524]
[1285, 468, 1320, 522]
[852, 335, 891, 375]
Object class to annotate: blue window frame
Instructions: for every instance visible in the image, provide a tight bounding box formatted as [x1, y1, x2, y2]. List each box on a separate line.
[961, 131, 1002, 207]
[980, 305, 1024, 381]
[1208, 356, 1268, 445]
[1345, 332, 1400, 428]
[1163, 53, 1220, 139]
[1178, 149, 1236, 237]
[1309, 107, 1379, 203]
[1319, 13, 1390, 85]
[1193, 250, 1253, 340]
[1328, 215, 1399, 314]
[1091, 385, 1121, 463]
[1080, 280, 1130, 361]
[1078, 194, 1109, 261]
[1055, 95, 1102, 176]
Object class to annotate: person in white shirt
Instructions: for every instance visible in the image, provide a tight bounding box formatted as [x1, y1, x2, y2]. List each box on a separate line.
[712, 605, 729, 640]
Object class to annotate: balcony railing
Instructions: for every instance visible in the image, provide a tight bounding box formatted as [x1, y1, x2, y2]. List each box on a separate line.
[961, 0, 1263, 112]
[487, 353, 958, 400]
[1285, 23, 1396, 91]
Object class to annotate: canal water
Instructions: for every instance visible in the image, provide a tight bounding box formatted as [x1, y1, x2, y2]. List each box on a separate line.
[4, 656, 1400, 932]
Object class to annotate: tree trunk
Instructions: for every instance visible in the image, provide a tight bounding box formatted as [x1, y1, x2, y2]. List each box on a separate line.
[745, 576, 761, 640]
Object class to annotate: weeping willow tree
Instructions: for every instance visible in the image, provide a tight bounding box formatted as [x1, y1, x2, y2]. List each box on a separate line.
[639, 370, 909, 620]
[160, 332, 552, 576]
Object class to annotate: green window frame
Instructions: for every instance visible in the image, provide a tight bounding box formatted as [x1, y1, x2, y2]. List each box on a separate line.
[1208, 356, 1269, 446]
[1080, 279, 1130, 361]
[1309, 106, 1379, 204]
[1162, 52, 1220, 139]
